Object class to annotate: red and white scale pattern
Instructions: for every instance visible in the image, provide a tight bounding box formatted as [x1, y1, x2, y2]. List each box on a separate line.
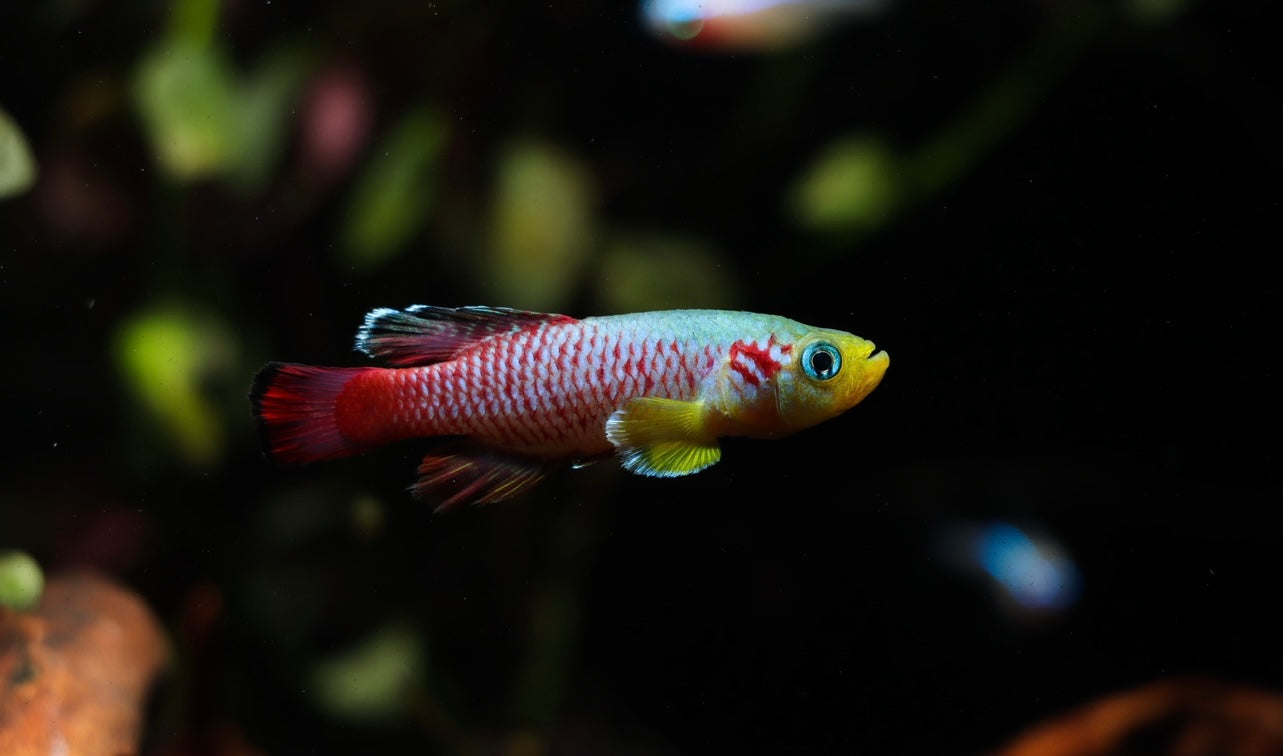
[335, 310, 802, 457]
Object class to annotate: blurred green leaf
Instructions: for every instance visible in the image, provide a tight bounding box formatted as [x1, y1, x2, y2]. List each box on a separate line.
[901, 82, 1026, 202]
[309, 622, 426, 723]
[340, 108, 448, 269]
[226, 49, 311, 192]
[485, 141, 595, 311]
[133, 38, 239, 181]
[0, 551, 43, 610]
[595, 231, 741, 312]
[168, 0, 221, 45]
[788, 12, 1103, 244]
[787, 135, 900, 234]
[133, 0, 305, 186]
[114, 305, 237, 468]
[0, 107, 38, 200]
[901, 10, 1101, 208]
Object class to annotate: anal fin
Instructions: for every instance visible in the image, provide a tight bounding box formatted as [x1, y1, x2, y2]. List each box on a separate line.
[414, 449, 547, 511]
[605, 397, 721, 477]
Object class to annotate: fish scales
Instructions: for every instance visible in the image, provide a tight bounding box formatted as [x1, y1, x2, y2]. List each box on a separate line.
[364, 316, 707, 450]
[431, 318, 709, 453]
[251, 307, 888, 509]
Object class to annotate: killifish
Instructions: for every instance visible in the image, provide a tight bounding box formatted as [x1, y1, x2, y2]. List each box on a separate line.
[251, 306, 889, 509]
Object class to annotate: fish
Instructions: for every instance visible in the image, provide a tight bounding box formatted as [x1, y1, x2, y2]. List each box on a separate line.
[641, 0, 886, 51]
[250, 306, 889, 510]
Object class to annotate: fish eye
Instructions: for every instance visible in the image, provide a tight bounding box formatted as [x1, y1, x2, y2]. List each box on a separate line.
[802, 342, 841, 381]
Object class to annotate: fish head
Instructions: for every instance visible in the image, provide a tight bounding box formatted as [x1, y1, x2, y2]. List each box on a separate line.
[773, 329, 888, 433]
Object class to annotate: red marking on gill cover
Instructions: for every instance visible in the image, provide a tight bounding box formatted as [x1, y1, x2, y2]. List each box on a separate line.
[250, 363, 374, 463]
[732, 337, 787, 380]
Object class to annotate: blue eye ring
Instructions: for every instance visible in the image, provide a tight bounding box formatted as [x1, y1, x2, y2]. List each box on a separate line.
[802, 342, 842, 381]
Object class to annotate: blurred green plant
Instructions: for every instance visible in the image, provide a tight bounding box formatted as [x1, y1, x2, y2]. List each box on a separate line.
[132, 0, 306, 186]
[0, 550, 44, 610]
[133, 38, 238, 180]
[309, 621, 427, 724]
[114, 305, 238, 468]
[340, 108, 449, 270]
[483, 141, 596, 311]
[787, 135, 899, 235]
[595, 231, 742, 312]
[227, 50, 312, 192]
[788, 5, 1111, 242]
[0, 107, 38, 200]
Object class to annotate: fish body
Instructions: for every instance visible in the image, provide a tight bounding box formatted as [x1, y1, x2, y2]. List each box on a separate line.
[251, 306, 888, 509]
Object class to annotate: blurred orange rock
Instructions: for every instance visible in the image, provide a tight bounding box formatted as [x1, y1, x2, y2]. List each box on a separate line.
[995, 678, 1283, 756]
[0, 571, 167, 756]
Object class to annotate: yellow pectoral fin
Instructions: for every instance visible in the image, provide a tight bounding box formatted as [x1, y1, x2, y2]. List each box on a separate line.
[604, 397, 721, 477]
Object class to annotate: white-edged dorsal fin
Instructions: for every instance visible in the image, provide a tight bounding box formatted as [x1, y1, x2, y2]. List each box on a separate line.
[355, 305, 577, 367]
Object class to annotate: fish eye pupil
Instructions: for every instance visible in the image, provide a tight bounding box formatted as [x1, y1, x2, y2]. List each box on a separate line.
[802, 342, 841, 381]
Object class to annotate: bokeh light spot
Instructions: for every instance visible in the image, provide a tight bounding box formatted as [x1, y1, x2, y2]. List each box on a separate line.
[976, 522, 1082, 611]
[0, 108, 38, 199]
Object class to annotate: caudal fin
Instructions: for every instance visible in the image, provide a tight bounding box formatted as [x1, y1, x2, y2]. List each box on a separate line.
[250, 362, 371, 463]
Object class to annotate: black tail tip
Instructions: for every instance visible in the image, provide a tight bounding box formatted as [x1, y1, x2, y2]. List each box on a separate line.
[249, 361, 287, 414]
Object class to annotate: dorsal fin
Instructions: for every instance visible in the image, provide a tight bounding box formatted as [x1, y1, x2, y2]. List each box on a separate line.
[355, 305, 577, 367]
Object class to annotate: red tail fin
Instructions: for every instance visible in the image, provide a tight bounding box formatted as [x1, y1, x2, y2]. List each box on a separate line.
[250, 362, 372, 463]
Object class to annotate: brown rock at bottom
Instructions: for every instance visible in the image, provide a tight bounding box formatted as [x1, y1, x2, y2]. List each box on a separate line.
[995, 677, 1283, 756]
[0, 571, 167, 756]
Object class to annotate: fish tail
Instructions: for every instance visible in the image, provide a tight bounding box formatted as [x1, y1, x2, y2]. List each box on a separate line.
[250, 362, 373, 463]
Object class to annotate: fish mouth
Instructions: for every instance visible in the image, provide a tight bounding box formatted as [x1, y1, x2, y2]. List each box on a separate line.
[854, 348, 889, 395]
[852, 339, 888, 365]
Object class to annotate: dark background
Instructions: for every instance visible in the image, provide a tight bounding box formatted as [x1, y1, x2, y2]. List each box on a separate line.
[1, 0, 1279, 753]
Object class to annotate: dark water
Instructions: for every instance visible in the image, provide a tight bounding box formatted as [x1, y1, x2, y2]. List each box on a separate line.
[1, 0, 1279, 752]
